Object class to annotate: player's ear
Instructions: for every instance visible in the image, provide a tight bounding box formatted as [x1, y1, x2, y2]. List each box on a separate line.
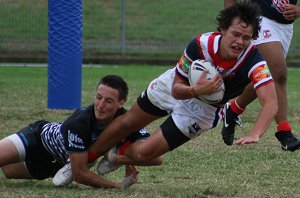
[118, 99, 126, 108]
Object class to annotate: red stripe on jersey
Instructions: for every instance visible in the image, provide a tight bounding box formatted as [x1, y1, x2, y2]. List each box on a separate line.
[196, 34, 205, 60]
[254, 79, 273, 90]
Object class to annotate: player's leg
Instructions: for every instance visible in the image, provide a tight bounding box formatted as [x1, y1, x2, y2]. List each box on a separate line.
[89, 101, 162, 155]
[96, 125, 164, 175]
[121, 141, 163, 166]
[96, 140, 163, 175]
[103, 117, 184, 165]
[256, 41, 300, 151]
[108, 131, 168, 165]
[124, 116, 190, 163]
[0, 136, 33, 179]
[1, 162, 33, 179]
[128, 129, 169, 163]
[257, 41, 287, 123]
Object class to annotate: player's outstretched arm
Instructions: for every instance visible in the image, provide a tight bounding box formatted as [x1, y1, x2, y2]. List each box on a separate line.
[236, 82, 277, 145]
[70, 152, 138, 189]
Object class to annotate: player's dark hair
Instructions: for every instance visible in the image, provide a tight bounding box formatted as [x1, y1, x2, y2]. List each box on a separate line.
[97, 75, 128, 101]
[216, 0, 261, 38]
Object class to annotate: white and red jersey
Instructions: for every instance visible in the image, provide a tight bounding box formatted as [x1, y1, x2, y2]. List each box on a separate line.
[175, 32, 273, 104]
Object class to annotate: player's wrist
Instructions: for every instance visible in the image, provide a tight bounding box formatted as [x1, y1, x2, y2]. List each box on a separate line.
[190, 86, 197, 97]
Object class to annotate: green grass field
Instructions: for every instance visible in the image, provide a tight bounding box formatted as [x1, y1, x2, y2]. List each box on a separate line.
[1, 65, 300, 197]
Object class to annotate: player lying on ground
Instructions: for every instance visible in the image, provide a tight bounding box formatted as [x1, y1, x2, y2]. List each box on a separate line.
[0, 75, 162, 189]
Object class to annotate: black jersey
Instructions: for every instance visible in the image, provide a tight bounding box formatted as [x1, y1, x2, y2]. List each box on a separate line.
[253, 0, 297, 24]
[41, 105, 149, 164]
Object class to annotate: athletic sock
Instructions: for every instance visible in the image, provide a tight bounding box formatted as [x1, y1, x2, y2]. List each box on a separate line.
[277, 121, 292, 132]
[229, 99, 245, 115]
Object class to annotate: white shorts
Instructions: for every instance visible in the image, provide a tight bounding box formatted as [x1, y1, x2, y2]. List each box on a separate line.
[147, 68, 223, 139]
[252, 16, 293, 57]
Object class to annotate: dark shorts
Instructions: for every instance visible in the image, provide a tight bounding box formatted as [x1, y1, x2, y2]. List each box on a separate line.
[16, 120, 64, 180]
[160, 116, 191, 151]
[136, 89, 169, 117]
[125, 129, 150, 142]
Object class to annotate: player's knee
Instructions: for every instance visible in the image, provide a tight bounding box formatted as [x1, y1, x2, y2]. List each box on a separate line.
[134, 151, 152, 163]
[274, 74, 287, 85]
[155, 156, 163, 165]
[272, 67, 287, 85]
[1, 168, 14, 179]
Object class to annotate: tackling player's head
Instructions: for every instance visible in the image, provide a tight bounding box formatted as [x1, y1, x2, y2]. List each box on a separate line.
[97, 75, 128, 102]
[94, 75, 128, 123]
[216, 0, 261, 39]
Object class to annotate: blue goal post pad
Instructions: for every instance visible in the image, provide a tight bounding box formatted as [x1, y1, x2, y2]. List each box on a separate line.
[48, 0, 82, 109]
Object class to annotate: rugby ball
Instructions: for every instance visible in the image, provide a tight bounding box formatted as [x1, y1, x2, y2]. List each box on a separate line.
[188, 59, 225, 104]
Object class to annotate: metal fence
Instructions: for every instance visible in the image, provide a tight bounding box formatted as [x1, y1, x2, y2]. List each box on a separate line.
[0, 0, 299, 64]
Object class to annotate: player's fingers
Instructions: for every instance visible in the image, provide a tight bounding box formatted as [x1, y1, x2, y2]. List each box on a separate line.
[237, 138, 258, 145]
[200, 69, 208, 78]
[212, 75, 223, 91]
[236, 137, 251, 145]
[235, 137, 244, 145]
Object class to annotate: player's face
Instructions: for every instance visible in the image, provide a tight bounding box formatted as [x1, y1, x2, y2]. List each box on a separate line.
[94, 84, 125, 124]
[219, 17, 253, 60]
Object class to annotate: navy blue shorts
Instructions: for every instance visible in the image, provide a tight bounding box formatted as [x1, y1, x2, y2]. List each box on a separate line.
[136, 89, 169, 117]
[17, 120, 64, 180]
[160, 116, 190, 151]
[137, 90, 190, 151]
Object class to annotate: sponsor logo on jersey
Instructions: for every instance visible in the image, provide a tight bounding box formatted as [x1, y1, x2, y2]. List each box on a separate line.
[68, 130, 84, 149]
[271, 0, 287, 13]
[251, 64, 271, 84]
[188, 122, 201, 135]
[178, 55, 191, 73]
[263, 30, 271, 39]
[150, 81, 157, 89]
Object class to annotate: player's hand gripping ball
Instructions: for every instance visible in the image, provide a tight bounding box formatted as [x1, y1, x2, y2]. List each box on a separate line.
[188, 59, 225, 104]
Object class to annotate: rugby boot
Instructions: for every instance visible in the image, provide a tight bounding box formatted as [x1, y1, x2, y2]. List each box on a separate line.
[221, 103, 243, 145]
[275, 131, 300, 151]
